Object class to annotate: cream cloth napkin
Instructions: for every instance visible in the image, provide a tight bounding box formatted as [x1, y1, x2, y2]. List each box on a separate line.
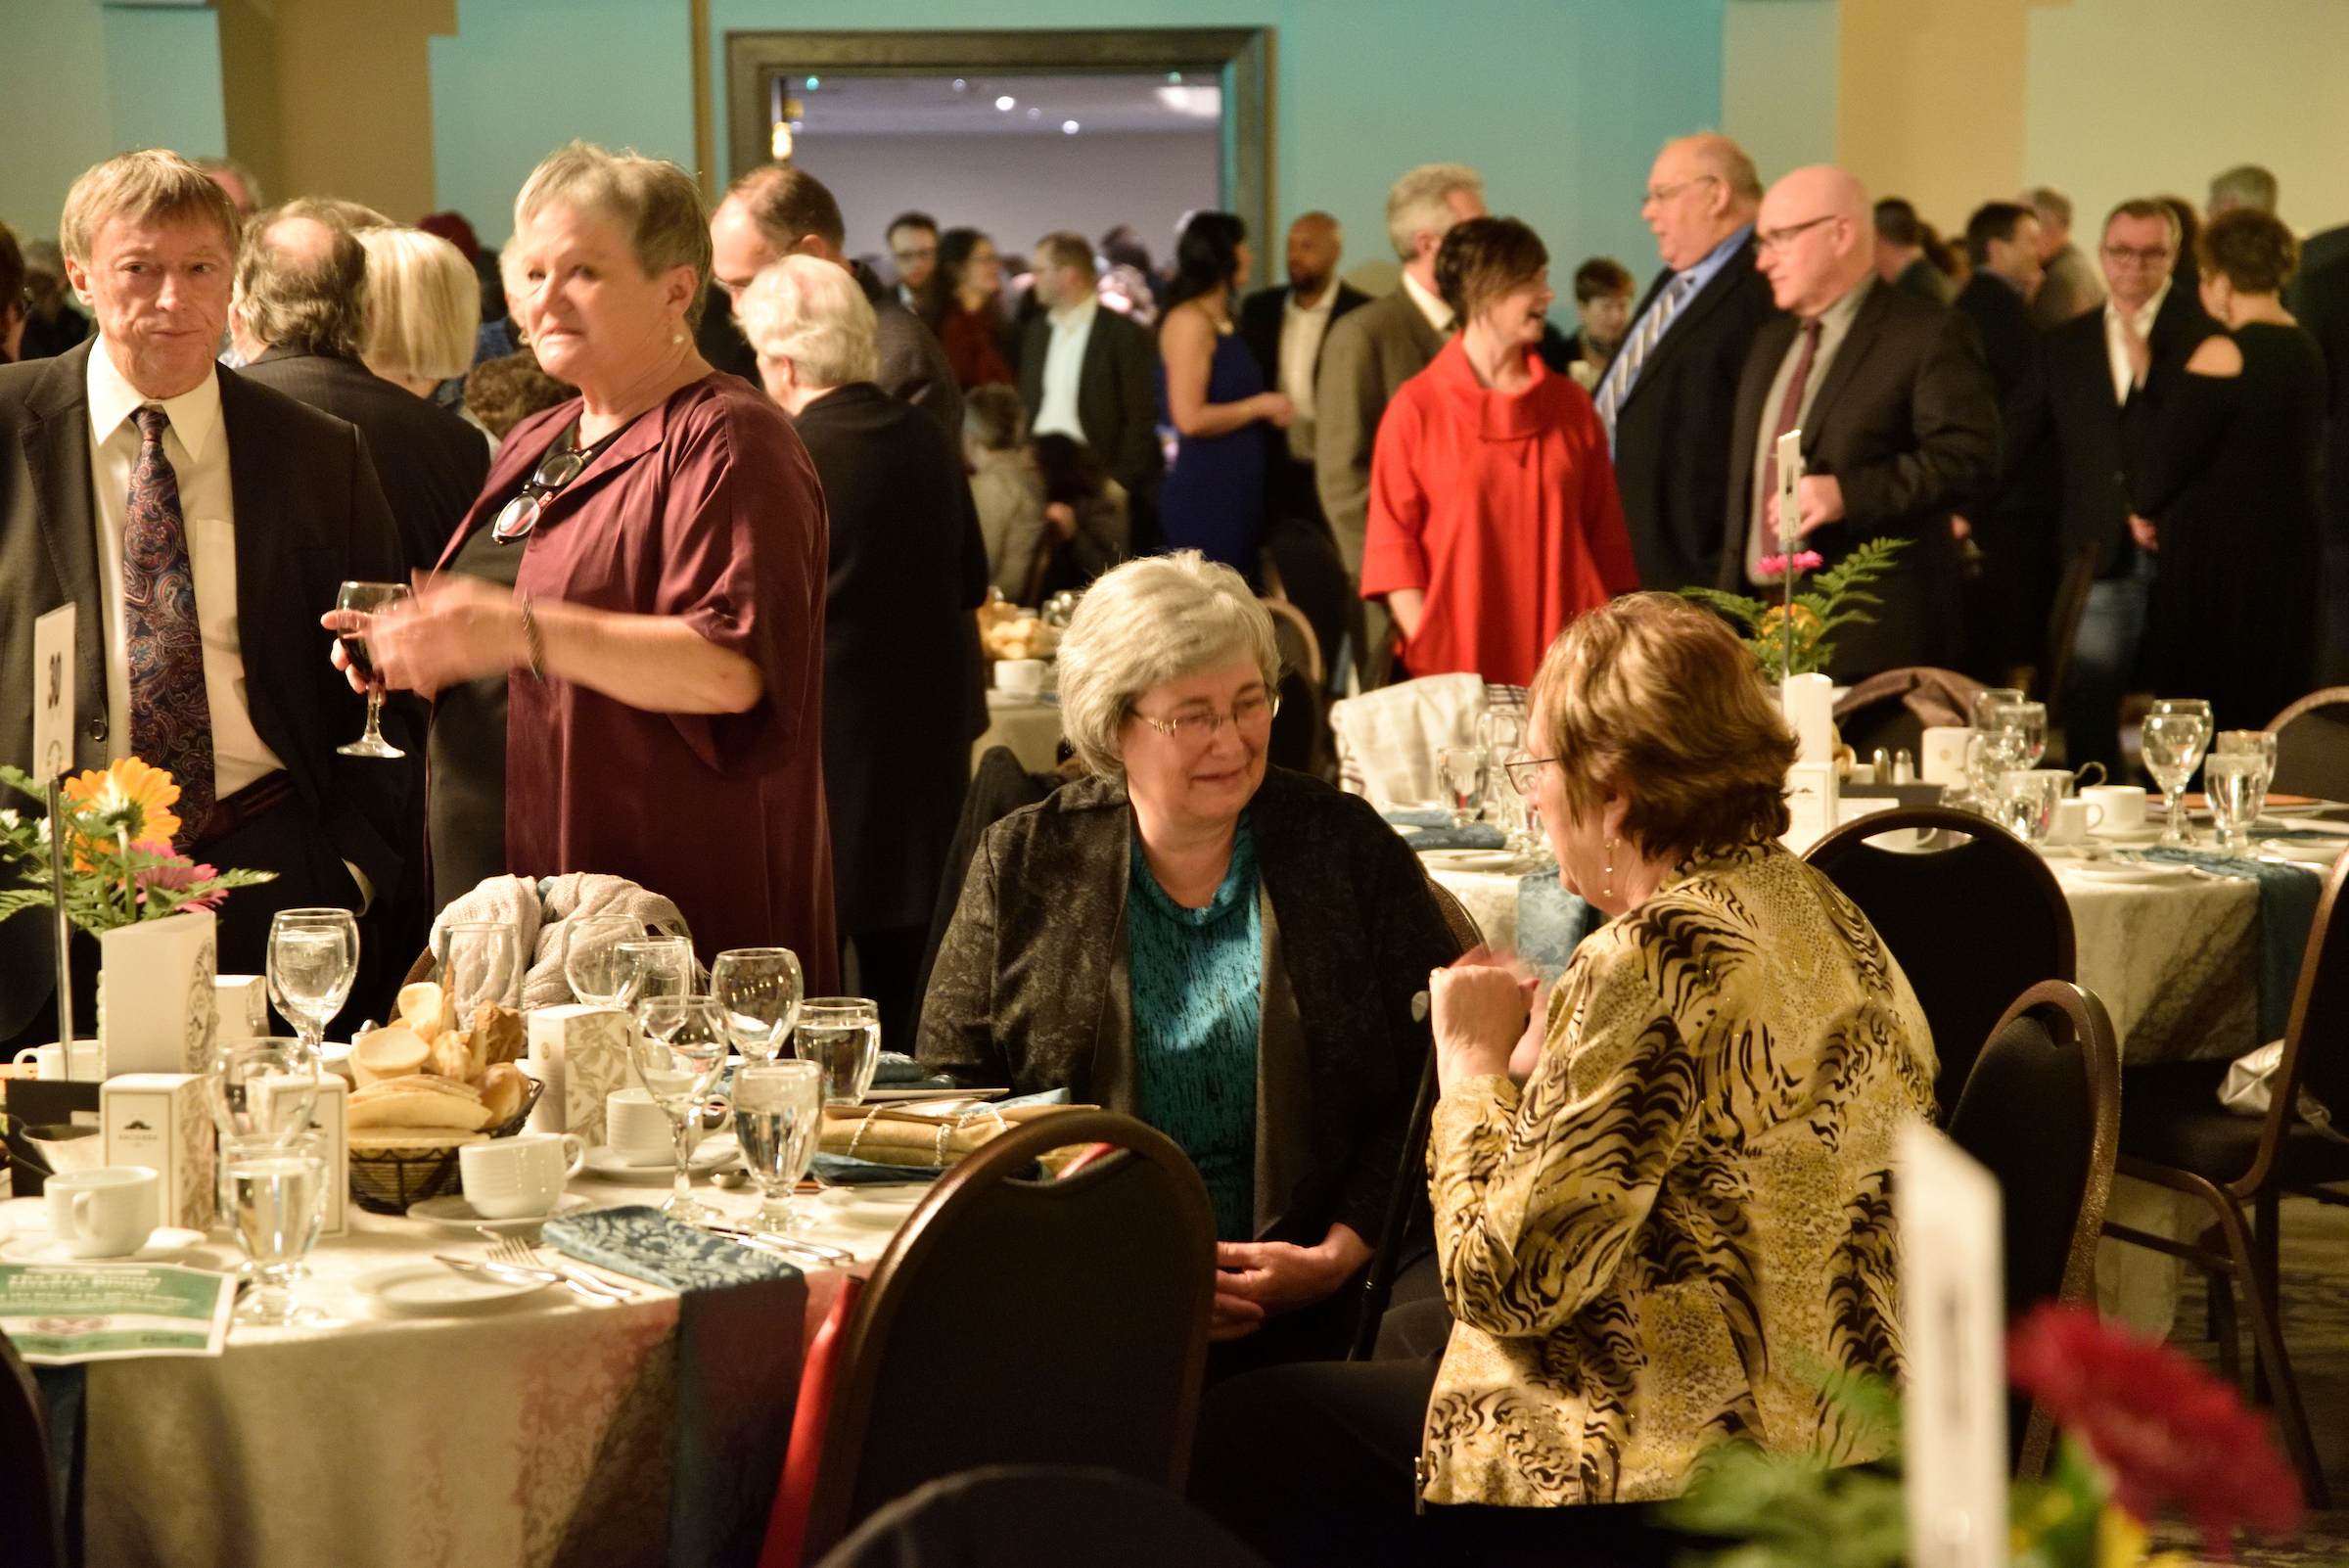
[427, 873, 692, 1008]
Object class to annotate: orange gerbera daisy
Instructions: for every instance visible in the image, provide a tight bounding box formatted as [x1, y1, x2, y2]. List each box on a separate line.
[63, 757, 182, 845]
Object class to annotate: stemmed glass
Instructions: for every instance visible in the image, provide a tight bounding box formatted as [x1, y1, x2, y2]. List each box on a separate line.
[224, 1132, 330, 1325]
[2203, 754, 2268, 855]
[628, 995, 732, 1222]
[712, 947, 805, 1064]
[796, 997, 884, 1106]
[1972, 686, 2027, 732]
[1987, 700, 2048, 770]
[734, 1060, 823, 1233]
[266, 907, 356, 1065]
[1962, 728, 2025, 815]
[562, 915, 643, 1009]
[2142, 711, 2211, 847]
[441, 921, 519, 1016]
[207, 1036, 322, 1146]
[1475, 709, 1525, 761]
[334, 580, 412, 758]
[616, 938, 697, 1021]
[1437, 745, 1489, 829]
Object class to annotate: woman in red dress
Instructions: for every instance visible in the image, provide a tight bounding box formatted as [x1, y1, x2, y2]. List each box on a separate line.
[1360, 217, 1636, 686]
[925, 228, 1016, 391]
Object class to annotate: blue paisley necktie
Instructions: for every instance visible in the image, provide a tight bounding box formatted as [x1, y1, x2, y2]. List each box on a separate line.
[122, 405, 215, 848]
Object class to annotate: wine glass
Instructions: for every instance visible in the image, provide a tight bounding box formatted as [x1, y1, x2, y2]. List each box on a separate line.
[734, 1060, 823, 1233]
[562, 915, 644, 1008]
[712, 947, 804, 1064]
[2202, 751, 2270, 856]
[795, 997, 883, 1106]
[1971, 686, 2027, 732]
[616, 938, 697, 1023]
[441, 921, 519, 1017]
[225, 1132, 330, 1325]
[207, 1035, 321, 1146]
[629, 995, 731, 1221]
[1436, 745, 1489, 829]
[266, 907, 356, 1061]
[2213, 728, 2280, 769]
[334, 580, 412, 758]
[1474, 709, 1525, 761]
[2142, 712, 2210, 847]
[1962, 729, 2024, 815]
[1994, 769, 2063, 847]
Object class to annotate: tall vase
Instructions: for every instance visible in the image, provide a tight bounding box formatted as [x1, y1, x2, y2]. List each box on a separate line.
[99, 908, 219, 1076]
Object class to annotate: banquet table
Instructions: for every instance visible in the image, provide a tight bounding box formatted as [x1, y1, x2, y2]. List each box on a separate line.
[972, 691, 1062, 774]
[23, 1158, 905, 1568]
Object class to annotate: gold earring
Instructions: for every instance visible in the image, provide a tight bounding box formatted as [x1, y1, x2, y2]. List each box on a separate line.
[1603, 836, 1618, 899]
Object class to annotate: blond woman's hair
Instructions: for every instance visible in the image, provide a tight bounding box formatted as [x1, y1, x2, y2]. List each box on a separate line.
[357, 227, 480, 386]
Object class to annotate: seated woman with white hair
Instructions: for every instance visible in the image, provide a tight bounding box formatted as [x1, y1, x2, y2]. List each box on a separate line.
[736, 253, 989, 1052]
[919, 552, 1463, 1369]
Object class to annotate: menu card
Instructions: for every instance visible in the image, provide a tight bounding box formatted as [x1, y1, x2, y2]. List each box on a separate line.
[0, 1262, 233, 1363]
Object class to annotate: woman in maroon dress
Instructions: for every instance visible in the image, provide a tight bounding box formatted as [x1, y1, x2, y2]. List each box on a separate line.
[337, 142, 836, 983]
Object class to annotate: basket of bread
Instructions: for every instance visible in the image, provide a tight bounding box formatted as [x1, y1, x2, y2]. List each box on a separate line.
[976, 599, 1060, 662]
[344, 980, 540, 1214]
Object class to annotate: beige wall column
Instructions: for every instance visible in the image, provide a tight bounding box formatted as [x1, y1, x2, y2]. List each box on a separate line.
[1834, 0, 2050, 229]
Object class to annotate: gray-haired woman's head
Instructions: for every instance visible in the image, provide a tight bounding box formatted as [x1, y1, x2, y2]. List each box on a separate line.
[734, 252, 879, 389]
[1055, 552, 1280, 780]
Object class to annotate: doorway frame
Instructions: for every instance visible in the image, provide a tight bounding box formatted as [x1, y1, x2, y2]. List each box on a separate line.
[721, 27, 1275, 286]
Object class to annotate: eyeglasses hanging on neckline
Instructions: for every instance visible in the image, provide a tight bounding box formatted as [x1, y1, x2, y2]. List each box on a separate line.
[489, 439, 593, 544]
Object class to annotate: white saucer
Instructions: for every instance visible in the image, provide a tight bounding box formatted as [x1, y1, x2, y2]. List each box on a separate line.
[583, 1140, 739, 1183]
[353, 1261, 554, 1315]
[1418, 849, 1530, 873]
[405, 1193, 592, 1234]
[2086, 824, 2161, 845]
[0, 1226, 213, 1267]
[2261, 838, 2349, 866]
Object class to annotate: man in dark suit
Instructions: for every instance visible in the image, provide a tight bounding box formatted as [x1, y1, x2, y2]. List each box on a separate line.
[229, 202, 489, 573]
[702, 163, 962, 441]
[0, 153, 413, 1048]
[1016, 231, 1162, 556]
[1874, 198, 1958, 305]
[1237, 211, 1370, 676]
[2003, 199, 2216, 770]
[1594, 132, 1782, 592]
[1722, 166, 1999, 682]
[1951, 200, 2051, 681]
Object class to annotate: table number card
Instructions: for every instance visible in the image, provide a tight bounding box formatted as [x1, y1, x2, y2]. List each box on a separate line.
[1774, 429, 1803, 553]
[1896, 1123, 2007, 1568]
[32, 604, 75, 782]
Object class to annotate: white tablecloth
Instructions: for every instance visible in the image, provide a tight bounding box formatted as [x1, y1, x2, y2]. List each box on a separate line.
[973, 694, 1062, 774]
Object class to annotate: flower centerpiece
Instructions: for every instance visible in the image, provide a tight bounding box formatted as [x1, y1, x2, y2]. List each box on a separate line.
[0, 758, 274, 934]
[1681, 536, 1909, 681]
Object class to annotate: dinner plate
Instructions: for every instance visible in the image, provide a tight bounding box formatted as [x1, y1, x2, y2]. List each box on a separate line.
[353, 1261, 555, 1315]
[0, 1227, 215, 1267]
[583, 1138, 740, 1183]
[406, 1192, 593, 1234]
[813, 1185, 928, 1228]
[2261, 838, 2349, 866]
[2063, 861, 2195, 885]
[862, 1086, 1008, 1105]
[2184, 791, 2322, 809]
[2086, 824, 2162, 845]
[1417, 850, 1530, 873]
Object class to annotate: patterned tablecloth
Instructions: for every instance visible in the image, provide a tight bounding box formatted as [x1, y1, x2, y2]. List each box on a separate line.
[41, 1166, 898, 1568]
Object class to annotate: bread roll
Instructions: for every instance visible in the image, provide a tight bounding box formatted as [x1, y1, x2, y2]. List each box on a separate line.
[348, 1128, 486, 1151]
[351, 1026, 430, 1088]
[476, 1062, 529, 1126]
[428, 1031, 484, 1083]
[350, 1075, 492, 1130]
[470, 1002, 527, 1067]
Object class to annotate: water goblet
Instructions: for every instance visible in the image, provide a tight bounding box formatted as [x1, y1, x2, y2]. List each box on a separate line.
[562, 915, 644, 1008]
[712, 947, 805, 1063]
[1474, 709, 1525, 761]
[225, 1132, 330, 1325]
[795, 997, 883, 1106]
[1995, 769, 2064, 847]
[2141, 711, 2211, 847]
[441, 921, 519, 1016]
[333, 579, 412, 758]
[2202, 752, 2269, 856]
[1963, 729, 2024, 815]
[733, 1061, 823, 1233]
[266, 907, 357, 1061]
[1971, 686, 2027, 732]
[2213, 728, 2280, 769]
[628, 995, 731, 1222]
[207, 1035, 322, 1146]
[1986, 700, 2048, 769]
[616, 938, 697, 1023]
[1437, 745, 1489, 829]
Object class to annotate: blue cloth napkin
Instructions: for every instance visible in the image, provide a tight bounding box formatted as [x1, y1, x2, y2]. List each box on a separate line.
[1516, 870, 1601, 985]
[871, 1051, 953, 1088]
[2142, 849, 2322, 1040]
[541, 1205, 805, 1568]
[1381, 807, 1454, 828]
[813, 1152, 944, 1184]
[1406, 824, 1507, 852]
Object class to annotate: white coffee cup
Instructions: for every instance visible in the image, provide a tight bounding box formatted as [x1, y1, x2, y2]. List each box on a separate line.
[2081, 784, 2146, 833]
[2030, 767, 2078, 798]
[11, 1039, 103, 1082]
[2048, 797, 2106, 847]
[994, 658, 1046, 697]
[459, 1132, 588, 1220]
[606, 1088, 675, 1166]
[45, 1167, 160, 1258]
[1919, 726, 1972, 787]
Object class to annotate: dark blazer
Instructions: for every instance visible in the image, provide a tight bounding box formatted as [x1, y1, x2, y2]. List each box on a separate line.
[1953, 271, 2045, 513]
[1720, 281, 2000, 679]
[1235, 280, 1372, 396]
[0, 342, 412, 1038]
[237, 346, 490, 573]
[1314, 289, 1450, 577]
[2005, 283, 2217, 576]
[696, 269, 965, 443]
[793, 382, 989, 936]
[1609, 236, 1783, 591]
[2287, 250, 2349, 547]
[1014, 299, 1164, 503]
[918, 766, 1461, 1247]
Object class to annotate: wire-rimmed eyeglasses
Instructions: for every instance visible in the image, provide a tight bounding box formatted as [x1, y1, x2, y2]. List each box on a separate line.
[1131, 692, 1280, 744]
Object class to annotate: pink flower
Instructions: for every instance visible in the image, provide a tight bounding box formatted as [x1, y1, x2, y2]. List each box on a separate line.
[1790, 550, 1823, 573]
[131, 842, 227, 912]
[1754, 550, 1823, 578]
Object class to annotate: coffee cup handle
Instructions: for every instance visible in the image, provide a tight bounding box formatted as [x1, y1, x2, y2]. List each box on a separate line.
[70, 1189, 98, 1240]
[2085, 803, 2104, 830]
[11, 1046, 38, 1069]
[560, 1133, 587, 1178]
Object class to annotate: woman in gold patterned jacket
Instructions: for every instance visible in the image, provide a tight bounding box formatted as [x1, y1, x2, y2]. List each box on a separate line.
[1192, 593, 1937, 1568]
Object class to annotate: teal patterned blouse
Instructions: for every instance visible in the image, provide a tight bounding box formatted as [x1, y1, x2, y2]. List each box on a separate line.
[1127, 815, 1263, 1241]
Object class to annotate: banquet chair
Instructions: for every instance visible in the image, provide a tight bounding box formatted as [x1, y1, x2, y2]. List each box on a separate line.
[2098, 846, 2349, 1508]
[813, 1465, 1269, 1568]
[1259, 598, 1334, 781]
[2265, 686, 2349, 801]
[1804, 807, 2076, 1121]
[795, 1110, 1217, 1561]
[910, 746, 1062, 1029]
[0, 1329, 68, 1568]
[1944, 980, 2121, 1480]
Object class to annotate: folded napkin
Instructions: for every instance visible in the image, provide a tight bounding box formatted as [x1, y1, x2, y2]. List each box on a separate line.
[870, 1051, 954, 1089]
[819, 1101, 1084, 1170]
[2142, 849, 2322, 1040]
[1517, 871, 1600, 985]
[1406, 824, 1506, 852]
[1381, 807, 1456, 829]
[812, 1152, 946, 1184]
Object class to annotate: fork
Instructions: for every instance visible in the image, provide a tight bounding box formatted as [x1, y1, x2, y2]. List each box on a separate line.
[482, 1231, 636, 1299]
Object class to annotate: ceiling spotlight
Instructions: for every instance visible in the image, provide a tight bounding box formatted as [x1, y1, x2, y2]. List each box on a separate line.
[1027, 107, 1040, 118]
[1062, 119, 1080, 134]
[805, 76, 819, 90]
[1166, 70, 1182, 83]
[951, 78, 967, 91]
[995, 95, 1016, 111]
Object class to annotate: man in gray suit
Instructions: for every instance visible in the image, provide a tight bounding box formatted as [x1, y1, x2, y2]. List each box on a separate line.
[1314, 163, 1485, 683]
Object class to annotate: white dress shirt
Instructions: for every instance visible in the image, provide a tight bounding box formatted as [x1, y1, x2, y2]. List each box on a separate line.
[1032, 292, 1097, 442]
[85, 343, 284, 798]
[2104, 278, 2170, 404]
[1401, 269, 1454, 336]
[1277, 285, 1336, 461]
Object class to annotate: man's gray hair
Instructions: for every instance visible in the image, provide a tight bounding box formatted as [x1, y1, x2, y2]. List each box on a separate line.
[1385, 163, 1484, 261]
[2023, 186, 2073, 230]
[233, 200, 368, 359]
[734, 253, 878, 389]
[1056, 552, 1281, 780]
[2209, 163, 2279, 215]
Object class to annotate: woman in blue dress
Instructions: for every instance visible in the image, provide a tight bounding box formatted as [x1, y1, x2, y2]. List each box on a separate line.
[1157, 212, 1294, 575]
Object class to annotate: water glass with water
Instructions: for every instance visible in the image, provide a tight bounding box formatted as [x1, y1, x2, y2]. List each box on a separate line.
[1985, 699, 2048, 769]
[796, 997, 883, 1106]
[628, 994, 731, 1222]
[266, 907, 357, 1055]
[2202, 752, 2270, 855]
[711, 947, 805, 1063]
[208, 1035, 322, 1146]
[616, 938, 697, 1023]
[1437, 745, 1488, 829]
[734, 1060, 823, 1232]
[2142, 710, 2212, 847]
[226, 1132, 329, 1325]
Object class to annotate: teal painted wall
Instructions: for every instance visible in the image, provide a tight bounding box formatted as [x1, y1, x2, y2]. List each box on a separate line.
[102, 4, 227, 166]
[429, 0, 1726, 282]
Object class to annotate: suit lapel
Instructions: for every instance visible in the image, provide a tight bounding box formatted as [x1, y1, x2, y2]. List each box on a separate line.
[20, 346, 107, 761]
[1620, 241, 1761, 413]
[1801, 281, 1894, 455]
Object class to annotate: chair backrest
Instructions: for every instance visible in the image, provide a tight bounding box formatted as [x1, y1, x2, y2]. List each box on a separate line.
[1805, 807, 2076, 1121]
[802, 1111, 1217, 1560]
[0, 1330, 67, 1568]
[1258, 597, 1323, 689]
[2234, 845, 2349, 1194]
[2266, 686, 2349, 802]
[813, 1464, 1270, 1568]
[912, 747, 1059, 1027]
[2039, 543, 2101, 722]
[1422, 877, 1485, 955]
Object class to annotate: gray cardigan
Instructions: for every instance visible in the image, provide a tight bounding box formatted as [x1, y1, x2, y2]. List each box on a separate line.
[916, 766, 1461, 1245]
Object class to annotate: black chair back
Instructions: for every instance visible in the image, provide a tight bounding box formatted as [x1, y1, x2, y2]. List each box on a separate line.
[2266, 686, 2349, 803]
[2242, 842, 2349, 1178]
[1260, 599, 1332, 781]
[1805, 807, 2076, 1120]
[0, 1331, 67, 1568]
[804, 1111, 1217, 1559]
[815, 1464, 1269, 1568]
[912, 746, 1059, 1027]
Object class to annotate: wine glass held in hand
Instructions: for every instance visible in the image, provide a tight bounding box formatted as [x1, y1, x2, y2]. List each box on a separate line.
[795, 997, 883, 1106]
[563, 915, 644, 1009]
[333, 580, 413, 758]
[734, 1060, 822, 1232]
[266, 907, 357, 1062]
[2141, 711, 2211, 848]
[629, 995, 731, 1222]
[712, 947, 804, 1064]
